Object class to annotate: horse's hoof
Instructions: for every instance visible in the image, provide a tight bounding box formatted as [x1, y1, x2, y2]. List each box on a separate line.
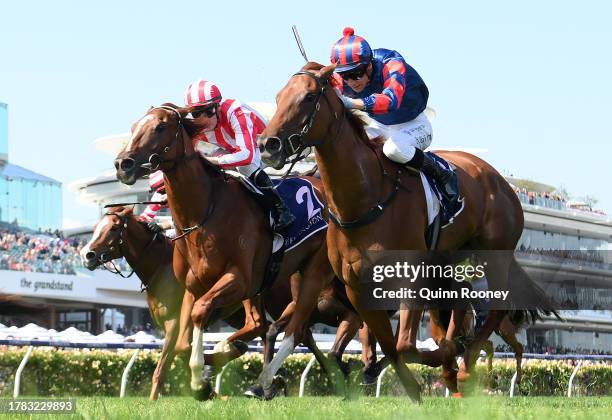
[232, 340, 249, 354]
[244, 383, 265, 399]
[268, 375, 287, 398]
[192, 380, 215, 401]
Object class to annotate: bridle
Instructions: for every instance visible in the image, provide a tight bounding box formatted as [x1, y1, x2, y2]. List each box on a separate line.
[135, 105, 219, 241]
[97, 211, 160, 289]
[263, 71, 345, 169]
[264, 70, 407, 230]
[140, 105, 198, 173]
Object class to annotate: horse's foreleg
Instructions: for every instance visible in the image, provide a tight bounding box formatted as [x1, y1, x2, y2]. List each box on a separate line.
[264, 302, 295, 364]
[328, 311, 360, 377]
[175, 289, 195, 356]
[189, 270, 246, 397]
[499, 323, 524, 384]
[256, 252, 333, 395]
[150, 317, 179, 400]
[345, 286, 421, 403]
[458, 310, 506, 382]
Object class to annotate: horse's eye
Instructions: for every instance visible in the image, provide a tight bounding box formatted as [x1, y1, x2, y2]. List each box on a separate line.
[305, 93, 316, 102]
[110, 224, 120, 231]
[155, 123, 166, 132]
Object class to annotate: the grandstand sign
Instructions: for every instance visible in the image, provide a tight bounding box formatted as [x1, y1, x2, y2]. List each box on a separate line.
[0, 270, 95, 300]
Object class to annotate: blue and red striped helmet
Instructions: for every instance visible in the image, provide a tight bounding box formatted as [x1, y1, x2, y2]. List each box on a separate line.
[330, 27, 372, 72]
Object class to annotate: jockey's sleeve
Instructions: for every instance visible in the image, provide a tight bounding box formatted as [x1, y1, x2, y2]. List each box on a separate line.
[139, 191, 166, 222]
[216, 108, 256, 168]
[331, 73, 344, 93]
[362, 59, 407, 114]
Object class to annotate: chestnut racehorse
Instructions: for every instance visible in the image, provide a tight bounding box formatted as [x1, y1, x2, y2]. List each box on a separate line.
[114, 104, 352, 399]
[257, 63, 554, 400]
[80, 206, 270, 399]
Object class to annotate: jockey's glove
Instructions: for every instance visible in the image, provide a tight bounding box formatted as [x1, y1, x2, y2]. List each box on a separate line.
[147, 220, 164, 234]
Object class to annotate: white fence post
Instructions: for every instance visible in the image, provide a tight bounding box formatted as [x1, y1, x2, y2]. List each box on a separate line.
[375, 365, 391, 398]
[567, 360, 584, 397]
[120, 349, 140, 398]
[13, 345, 34, 398]
[299, 356, 317, 397]
[214, 364, 228, 395]
[509, 358, 527, 398]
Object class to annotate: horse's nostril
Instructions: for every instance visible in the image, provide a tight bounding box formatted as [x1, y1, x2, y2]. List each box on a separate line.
[100, 252, 111, 263]
[120, 158, 135, 172]
[85, 251, 96, 261]
[266, 137, 282, 154]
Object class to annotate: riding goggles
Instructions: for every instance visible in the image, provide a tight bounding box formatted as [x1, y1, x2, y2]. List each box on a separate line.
[339, 65, 368, 81]
[191, 106, 217, 119]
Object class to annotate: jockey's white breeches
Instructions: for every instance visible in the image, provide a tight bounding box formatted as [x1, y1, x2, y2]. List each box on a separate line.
[365, 111, 433, 164]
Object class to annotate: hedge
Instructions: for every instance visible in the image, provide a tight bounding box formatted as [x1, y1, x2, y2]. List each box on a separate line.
[0, 348, 610, 397]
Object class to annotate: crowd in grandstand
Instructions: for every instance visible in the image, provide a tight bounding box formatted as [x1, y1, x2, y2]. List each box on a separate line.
[517, 245, 610, 269]
[512, 185, 607, 216]
[0, 228, 85, 274]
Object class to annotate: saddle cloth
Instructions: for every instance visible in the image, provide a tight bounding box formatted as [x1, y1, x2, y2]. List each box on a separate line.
[224, 171, 327, 252]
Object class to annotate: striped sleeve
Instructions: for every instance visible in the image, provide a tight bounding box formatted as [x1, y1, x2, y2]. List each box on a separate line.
[362, 59, 407, 114]
[139, 191, 166, 222]
[217, 107, 256, 168]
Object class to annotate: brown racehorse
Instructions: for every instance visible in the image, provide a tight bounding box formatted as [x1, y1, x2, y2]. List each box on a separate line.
[114, 104, 352, 399]
[256, 62, 554, 400]
[79, 207, 270, 399]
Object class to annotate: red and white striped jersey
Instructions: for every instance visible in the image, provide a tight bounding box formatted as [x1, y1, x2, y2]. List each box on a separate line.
[139, 190, 167, 222]
[192, 99, 267, 168]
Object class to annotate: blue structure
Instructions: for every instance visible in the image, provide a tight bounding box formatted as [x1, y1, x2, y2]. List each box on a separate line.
[0, 103, 7, 163]
[0, 102, 62, 231]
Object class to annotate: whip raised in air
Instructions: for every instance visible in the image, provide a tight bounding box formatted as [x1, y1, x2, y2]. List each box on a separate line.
[292, 25, 309, 62]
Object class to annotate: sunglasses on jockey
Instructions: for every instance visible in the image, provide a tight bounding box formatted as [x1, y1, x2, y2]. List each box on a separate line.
[190, 106, 217, 119]
[338, 64, 369, 81]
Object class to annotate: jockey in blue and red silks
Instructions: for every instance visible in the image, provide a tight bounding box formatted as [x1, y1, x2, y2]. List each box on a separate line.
[184, 80, 295, 233]
[330, 27, 458, 207]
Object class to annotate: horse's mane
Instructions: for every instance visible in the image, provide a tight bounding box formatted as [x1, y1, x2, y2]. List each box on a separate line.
[299, 63, 385, 149]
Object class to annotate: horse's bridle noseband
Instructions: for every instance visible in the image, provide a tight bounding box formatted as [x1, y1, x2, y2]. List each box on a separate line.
[96, 211, 159, 286]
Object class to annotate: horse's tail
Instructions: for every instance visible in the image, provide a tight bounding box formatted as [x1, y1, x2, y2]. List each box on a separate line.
[509, 258, 563, 324]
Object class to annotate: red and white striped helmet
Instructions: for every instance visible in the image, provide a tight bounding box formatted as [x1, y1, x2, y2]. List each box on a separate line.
[184, 80, 222, 107]
[149, 170, 165, 192]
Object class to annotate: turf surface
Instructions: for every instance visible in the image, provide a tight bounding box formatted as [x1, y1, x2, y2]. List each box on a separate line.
[2, 396, 611, 419]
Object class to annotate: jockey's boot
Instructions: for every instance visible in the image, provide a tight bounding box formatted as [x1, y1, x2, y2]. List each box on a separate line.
[418, 150, 459, 209]
[251, 169, 296, 233]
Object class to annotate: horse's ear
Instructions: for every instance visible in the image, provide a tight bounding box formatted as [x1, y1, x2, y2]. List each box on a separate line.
[319, 64, 337, 82]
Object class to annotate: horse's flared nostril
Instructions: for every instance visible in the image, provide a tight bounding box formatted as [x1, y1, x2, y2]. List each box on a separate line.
[265, 137, 282, 154]
[85, 251, 96, 262]
[100, 252, 112, 263]
[119, 158, 135, 172]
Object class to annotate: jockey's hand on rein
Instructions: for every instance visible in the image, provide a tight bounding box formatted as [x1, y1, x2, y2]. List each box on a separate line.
[147, 221, 164, 234]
